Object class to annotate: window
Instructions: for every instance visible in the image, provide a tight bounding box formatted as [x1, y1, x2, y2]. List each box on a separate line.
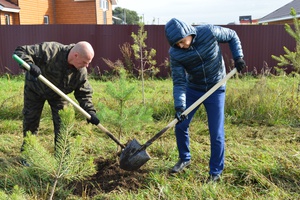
[5, 14, 10, 25]
[44, 16, 49, 24]
[100, 0, 108, 11]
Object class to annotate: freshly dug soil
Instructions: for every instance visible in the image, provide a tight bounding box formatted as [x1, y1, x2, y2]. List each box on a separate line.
[72, 156, 148, 197]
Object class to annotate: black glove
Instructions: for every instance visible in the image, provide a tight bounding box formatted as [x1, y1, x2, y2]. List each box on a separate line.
[29, 63, 41, 77]
[175, 108, 187, 123]
[87, 112, 100, 125]
[234, 58, 246, 73]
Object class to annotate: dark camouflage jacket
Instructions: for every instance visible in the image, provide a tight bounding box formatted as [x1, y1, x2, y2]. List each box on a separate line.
[14, 41, 96, 114]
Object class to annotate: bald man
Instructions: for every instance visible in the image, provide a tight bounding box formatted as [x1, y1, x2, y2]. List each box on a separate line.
[14, 41, 99, 165]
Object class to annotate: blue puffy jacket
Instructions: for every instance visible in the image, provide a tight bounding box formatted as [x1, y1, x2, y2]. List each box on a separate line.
[165, 18, 244, 110]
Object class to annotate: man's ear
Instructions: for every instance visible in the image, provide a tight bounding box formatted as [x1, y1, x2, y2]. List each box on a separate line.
[74, 52, 79, 59]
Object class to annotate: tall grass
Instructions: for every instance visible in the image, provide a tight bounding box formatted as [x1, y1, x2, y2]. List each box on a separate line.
[0, 74, 299, 199]
[226, 76, 300, 126]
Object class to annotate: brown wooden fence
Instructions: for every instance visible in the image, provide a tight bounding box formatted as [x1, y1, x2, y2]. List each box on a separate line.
[0, 24, 295, 77]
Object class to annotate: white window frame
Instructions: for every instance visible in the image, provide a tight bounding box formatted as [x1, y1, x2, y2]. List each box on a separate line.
[44, 16, 49, 24]
[5, 14, 10, 25]
[100, 0, 109, 11]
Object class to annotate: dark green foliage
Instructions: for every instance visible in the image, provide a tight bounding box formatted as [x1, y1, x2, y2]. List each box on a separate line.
[113, 7, 140, 25]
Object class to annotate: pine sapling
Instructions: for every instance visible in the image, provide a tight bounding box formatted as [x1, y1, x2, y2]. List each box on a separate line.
[20, 106, 96, 200]
[272, 7, 300, 75]
[97, 68, 153, 150]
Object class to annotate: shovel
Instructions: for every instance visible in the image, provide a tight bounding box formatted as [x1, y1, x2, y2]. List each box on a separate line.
[12, 54, 125, 149]
[119, 68, 238, 171]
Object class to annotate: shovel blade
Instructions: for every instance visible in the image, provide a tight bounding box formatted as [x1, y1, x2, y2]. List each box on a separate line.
[119, 139, 151, 171]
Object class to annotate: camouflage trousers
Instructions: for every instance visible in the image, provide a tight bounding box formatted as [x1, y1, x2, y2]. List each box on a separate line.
[21, 84, 68, 151]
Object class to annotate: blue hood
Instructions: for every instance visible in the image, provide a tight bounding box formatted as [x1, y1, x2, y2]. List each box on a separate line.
[165, 18, 196, 47]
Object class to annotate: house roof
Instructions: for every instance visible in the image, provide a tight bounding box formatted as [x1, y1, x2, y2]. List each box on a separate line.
[0, 0, 20, 13]
[112, 0, 118, 5]
[259, 0, 300, 23]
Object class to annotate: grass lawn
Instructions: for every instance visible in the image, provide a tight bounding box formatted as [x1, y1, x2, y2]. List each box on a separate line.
[0, 75, 299, 199]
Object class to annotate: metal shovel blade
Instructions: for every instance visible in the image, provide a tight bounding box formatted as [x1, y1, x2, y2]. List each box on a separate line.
[119, 139, 151, 171]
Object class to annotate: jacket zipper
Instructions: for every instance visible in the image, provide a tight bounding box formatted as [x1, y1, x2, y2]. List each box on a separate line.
[194, 47, 208, 91]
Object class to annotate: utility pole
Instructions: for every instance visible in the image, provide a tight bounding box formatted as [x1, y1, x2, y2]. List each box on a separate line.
[142, 14, 144, 24]
[123, 9, 126, 24]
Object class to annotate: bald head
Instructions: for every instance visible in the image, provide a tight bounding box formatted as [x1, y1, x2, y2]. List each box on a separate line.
[73, 41, 94, 59]
[68, 41, 94, 69]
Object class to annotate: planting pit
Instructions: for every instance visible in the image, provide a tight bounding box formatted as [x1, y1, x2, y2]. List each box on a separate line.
[72, 156, 148, 197]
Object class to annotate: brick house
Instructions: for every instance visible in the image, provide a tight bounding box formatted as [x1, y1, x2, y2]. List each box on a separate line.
[0, 0, 19, 24]
[0, 0, 118, 25]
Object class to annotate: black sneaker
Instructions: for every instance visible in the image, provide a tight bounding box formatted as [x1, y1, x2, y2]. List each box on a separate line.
[171, 159, 191, 173]
[20, 159, 31, 167]
[207, 174, 221, 183]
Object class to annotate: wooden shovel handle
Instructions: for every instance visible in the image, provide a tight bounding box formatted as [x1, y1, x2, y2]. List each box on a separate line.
[143, 68, 237, 148]
[12, 54, 125, 149]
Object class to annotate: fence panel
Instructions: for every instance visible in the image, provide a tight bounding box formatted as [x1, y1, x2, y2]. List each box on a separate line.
[0, 24, 295, 77]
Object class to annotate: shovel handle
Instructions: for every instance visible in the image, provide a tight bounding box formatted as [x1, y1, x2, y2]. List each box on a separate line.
[12, 54, 125, 149]
[96, 124, 125, 148]
[142, 68, 237, 148]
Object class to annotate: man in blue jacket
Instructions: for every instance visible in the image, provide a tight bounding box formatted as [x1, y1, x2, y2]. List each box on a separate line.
[164, 18, 246, 182]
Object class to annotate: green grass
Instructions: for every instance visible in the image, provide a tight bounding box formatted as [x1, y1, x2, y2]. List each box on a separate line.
[0, 74, 299, 199]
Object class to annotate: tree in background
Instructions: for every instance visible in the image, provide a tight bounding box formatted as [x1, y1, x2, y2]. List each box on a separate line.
[272, 7, 300, 75]
[113, 7, 139, 25]
[131, 22, 158, 104]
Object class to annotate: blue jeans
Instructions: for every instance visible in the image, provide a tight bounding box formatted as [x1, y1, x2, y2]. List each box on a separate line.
[175, 86, 226, 175]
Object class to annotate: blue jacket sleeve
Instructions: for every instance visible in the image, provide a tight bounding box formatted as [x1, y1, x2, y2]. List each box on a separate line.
[170, 58, 187, 110]
[211, 25, 244, 60]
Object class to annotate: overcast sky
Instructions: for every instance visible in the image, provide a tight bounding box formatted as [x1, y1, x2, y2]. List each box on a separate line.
[114, 0, 293, 25]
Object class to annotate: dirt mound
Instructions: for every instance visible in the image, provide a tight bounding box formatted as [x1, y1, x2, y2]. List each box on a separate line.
[72, 156, 148, 197]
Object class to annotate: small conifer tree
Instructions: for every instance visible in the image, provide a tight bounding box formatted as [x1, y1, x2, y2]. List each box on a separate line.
[21, 106, 96, 199]
[98, 67, 153, 149]
[131, 22, 158, 104]
[272, 7, 300, 75]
